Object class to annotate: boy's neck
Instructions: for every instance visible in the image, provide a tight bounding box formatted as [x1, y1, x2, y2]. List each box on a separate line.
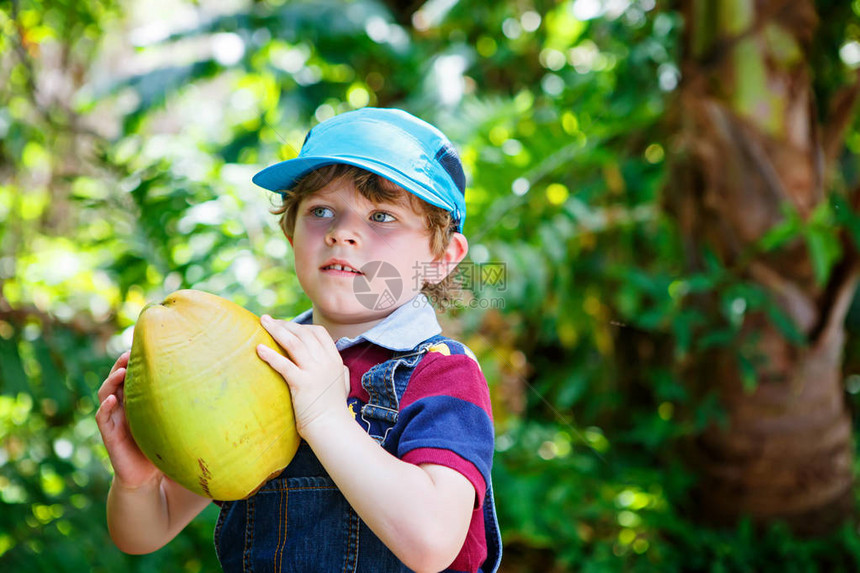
[312, 312, 387, 342]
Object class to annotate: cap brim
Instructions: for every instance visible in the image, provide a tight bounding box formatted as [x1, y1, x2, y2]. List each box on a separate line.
[251, 156, 337, 193]
[251, 155, 456, 215]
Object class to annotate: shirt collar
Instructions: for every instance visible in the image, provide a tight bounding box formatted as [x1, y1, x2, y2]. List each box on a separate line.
[292, 294, 441, 352]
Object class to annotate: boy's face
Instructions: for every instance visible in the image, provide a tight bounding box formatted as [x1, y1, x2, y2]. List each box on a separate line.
[291, 176, 443, 336]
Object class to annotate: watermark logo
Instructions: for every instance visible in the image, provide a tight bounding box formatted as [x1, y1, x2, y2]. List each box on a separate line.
[353, 260, 508, 311]
[450, 262, 507, 292]
[353, 261, 403, 311]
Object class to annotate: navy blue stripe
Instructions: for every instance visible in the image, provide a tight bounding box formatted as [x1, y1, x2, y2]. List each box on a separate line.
[391, 396, 494, 488]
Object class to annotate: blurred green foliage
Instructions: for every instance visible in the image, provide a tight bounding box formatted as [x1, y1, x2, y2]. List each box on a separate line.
[3, 0, 860, 571]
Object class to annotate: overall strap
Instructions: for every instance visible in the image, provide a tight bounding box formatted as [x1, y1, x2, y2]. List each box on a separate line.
[359, 334, 502, 573]
[359, 334, 452, 445]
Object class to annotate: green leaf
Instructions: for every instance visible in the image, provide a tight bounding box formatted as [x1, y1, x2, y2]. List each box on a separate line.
[0, 336, 29, 396]
[764, 299, 807, 346]
[738, 351, 758, 393]
[804, 227, 841, 287]
[758, 213, 801, 252]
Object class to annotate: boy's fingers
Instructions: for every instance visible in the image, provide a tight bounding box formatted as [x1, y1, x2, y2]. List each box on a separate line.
[261, 316, 313, 363]
[109, 351, 130, 375]
[286, 322, 332, 358]
[95, 393, 118, 433]
[97, 368, 126, 404]
[98, 352, 130, 404]
[307, 324, 337, 353]
[257, 344, 298, 381]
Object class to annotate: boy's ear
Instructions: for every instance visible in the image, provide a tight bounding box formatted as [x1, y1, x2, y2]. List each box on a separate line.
[444, 232, 469, 266]
[428, 232, 469, 283]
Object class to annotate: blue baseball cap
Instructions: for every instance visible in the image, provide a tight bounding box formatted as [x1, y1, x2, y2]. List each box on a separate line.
[252, 107, 467, 231]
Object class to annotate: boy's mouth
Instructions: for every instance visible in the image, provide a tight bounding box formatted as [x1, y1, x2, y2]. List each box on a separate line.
[321, 261, 363, 275]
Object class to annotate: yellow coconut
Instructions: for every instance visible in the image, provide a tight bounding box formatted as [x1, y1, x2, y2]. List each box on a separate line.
[124, 289, 300, 500]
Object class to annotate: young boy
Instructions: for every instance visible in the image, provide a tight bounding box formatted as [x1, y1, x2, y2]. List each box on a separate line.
[96, 107, 502, 572]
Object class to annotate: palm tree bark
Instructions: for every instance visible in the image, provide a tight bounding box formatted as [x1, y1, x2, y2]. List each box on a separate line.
[668, 0, 859, 535]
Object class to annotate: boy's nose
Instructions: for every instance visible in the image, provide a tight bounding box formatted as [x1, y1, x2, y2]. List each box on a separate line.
[326, 229, 358, 246]
[325, 212, 362, 246]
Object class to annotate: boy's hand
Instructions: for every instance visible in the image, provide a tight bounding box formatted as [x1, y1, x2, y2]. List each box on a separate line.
[257, 316, 350, 437]
[96, 351, 162, 489]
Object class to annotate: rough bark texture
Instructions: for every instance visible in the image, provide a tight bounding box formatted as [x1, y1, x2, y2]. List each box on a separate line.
[669, 0, 858, 535]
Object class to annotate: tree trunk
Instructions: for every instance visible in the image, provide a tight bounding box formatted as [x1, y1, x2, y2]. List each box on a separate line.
[668, 0, 858, 535]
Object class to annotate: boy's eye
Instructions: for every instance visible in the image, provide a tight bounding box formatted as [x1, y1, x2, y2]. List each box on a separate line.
[370, 211, 395, 223]
[310, 206, 334, 218]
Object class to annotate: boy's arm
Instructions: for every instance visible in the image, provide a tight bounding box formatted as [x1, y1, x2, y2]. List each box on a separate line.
[258, 317, 475, 573]
[105, 474, 211, 554]
[97, 352, 211, 554]
[302, 413, 475, 572]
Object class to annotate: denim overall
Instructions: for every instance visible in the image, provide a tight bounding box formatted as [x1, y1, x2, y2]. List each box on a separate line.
[214, 334, 502, 573]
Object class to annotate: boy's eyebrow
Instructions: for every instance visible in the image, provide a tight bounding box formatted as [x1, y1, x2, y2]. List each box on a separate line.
[371, 196, 412, 209]
[312, 188, 416, 211]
